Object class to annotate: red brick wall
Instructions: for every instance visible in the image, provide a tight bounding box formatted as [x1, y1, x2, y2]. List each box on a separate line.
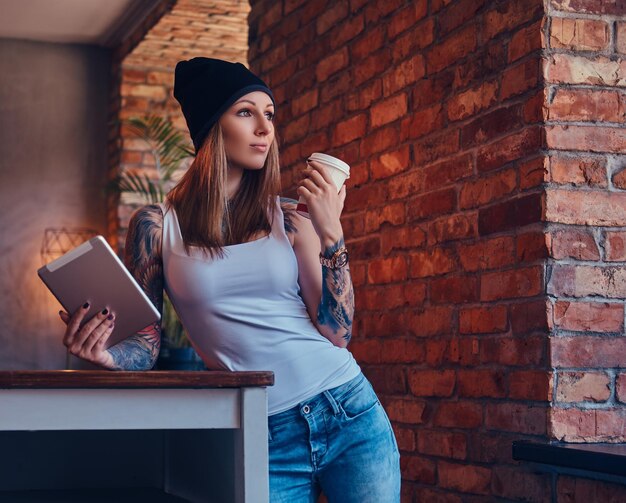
[247, 0, 626, 501]
[545, 0, 626, 446]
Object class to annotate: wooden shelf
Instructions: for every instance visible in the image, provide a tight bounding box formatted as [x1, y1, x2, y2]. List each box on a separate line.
[0, 487, 191, 502]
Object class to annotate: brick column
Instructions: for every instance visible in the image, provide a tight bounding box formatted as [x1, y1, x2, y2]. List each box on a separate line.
[544, 0, 626, 444]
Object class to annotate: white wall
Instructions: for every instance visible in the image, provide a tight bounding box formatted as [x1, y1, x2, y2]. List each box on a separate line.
[0, 38, 110, 369]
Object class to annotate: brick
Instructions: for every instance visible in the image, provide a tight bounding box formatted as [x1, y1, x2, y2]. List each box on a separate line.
[320, 72, 352, 103]
[480, 336, 547, 367]
[549, 155, 607, 187]
[551, 408, 626, 442]
[548, 89, 625, 123]
[517, 230, 549, 263]
[552, 336, 626, 368]
[406, 306, 455, 337]
[477, 126, 543, 172]
[385, 398, 426, 424]
[453, 42, 508, 89]
[431, 275, 479, 304]
[388, 170, 424, 200]
[282, 113, 310, 143]
[439, 0, 487, 36]
[400, 455, 436, 484]
[367, 256, 407, 284]
[546, 54, 626, 86]
[446, 80, 498, 122]
[549, 264, 626, 298]
[459, 168, 516, 209]
[618, 22, 626, 54]
[364, 201, 405, 231]
[605, 231, 626, 261]
[550, 0, 625, 15]
[358, 123, 397, 158]
[315, 47, 349, 82]
[408, 370, 456, 397]
[409, 247, 457, 278]
[407, 188, 456, 222]
[484, 1, 543, 40]
[492, 466, 551, 502]
[417, 430, 467, 460]
[434, 401, 483, 428]
[458, 369, 507, 398]
[557, 476, 626, 503]
[427, 213, 478, 245]
[315, 1, 347, 35]
[122, 68, 147, 83]
[332, 113, 367, 146]
[347, 236, 380, 260]
[347, 78, 382, 113]
[363, 0, 405, 24]
[121, 84, 167, 100]
[550, 17, 609, 51]
[459, 305, 508, 334]
[414, 129, 460, 165]
[386, 0, 428, 39]
[370, 93, 407, 128]
[458, 236, 515, 272]
[400, 103, 444, 140]
[370, 145, 410, 180]
[546, 188, 626, 226]
[478, 192, 543, 235]
[422, 154, 474, 194]
[549, 229, 600, 261]
[438, 462, 491, 495]
[381, 226, 427, 254]
[329, 12, 365, 50]
[461, 104, 522, 150]
[553, 301, 624, 332]
[557, 371, 611, 403]
[352, 48, 392, 87]
[509, 370, 552, 401]
[614, 167, 626, 189]
[482, 266, 543, 301]
[486, 403, 547, 435]
[546, 126, 626, 154]
[350, 25, 386, 61]
[393, 425, 415, 451]
[392, 18, 435, 62]
[426, 24, 477, 74]
[358, 312, 415, 339]
[500, 57, 541, 100]
[291, 88, 318, 116]
[412, 70, 454, 109]
[618, 373, 626, 403]
[509, 20, 543, 62]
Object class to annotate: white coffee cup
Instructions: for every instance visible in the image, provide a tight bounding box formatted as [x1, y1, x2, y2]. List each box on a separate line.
[297, 152, 351, 219]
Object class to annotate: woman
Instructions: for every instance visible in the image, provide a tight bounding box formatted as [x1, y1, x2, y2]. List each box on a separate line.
[59, 57, 400, 502]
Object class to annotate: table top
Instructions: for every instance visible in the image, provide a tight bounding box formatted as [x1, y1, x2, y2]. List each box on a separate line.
[0, 370, 274, 389]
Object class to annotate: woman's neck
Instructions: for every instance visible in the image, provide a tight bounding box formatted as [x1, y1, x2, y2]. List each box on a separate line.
[226, 166, 243, 199]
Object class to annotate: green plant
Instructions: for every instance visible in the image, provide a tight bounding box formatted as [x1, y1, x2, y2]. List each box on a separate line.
[112, 115, 195, 348]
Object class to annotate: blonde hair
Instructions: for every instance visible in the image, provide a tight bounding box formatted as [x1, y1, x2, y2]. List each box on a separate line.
[166, 122, 281, 259]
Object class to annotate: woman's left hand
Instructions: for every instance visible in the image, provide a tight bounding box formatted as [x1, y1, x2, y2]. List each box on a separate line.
[296, 159, 347, 247]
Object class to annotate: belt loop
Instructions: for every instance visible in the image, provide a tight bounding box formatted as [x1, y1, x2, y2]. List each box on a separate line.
[323, 390, 340, 415]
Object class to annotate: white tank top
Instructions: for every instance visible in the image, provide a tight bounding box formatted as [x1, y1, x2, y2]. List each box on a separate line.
[159, 195, 361, 415]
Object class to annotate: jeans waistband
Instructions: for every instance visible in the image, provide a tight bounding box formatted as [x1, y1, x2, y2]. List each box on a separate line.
[268, 371, 366, 427]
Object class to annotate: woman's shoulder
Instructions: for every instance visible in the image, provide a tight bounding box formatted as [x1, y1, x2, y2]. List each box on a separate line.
[279, 197, 300, 246]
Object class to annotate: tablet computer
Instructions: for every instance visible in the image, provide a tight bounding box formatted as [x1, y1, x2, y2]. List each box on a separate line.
[38, 235, 161, 350]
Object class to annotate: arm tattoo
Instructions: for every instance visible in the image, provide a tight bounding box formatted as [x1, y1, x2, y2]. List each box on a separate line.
[280, 197, 298, 235]
[109, 204, 163, 370]
[316, 237, 355, 345]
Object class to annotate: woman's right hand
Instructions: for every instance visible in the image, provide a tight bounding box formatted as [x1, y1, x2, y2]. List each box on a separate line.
[59, 302, 116, 369]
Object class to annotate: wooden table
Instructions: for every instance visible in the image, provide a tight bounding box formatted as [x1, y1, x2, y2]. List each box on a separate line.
[0, 370, 274, 503]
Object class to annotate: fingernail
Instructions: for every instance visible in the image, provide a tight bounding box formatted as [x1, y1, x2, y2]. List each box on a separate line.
[101, 308, 108, 315]
[83, 302, 90, 309]
[107, 313, 114, 320]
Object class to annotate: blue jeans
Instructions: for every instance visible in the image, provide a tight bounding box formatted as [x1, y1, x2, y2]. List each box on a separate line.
[267, 372, 401, 502]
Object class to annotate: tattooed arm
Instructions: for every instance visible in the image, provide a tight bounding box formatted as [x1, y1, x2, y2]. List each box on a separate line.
[280, 197, 354, 348]
[107, 204, 164, 370]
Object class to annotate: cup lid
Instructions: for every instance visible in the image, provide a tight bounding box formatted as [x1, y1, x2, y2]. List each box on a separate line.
[308, 152, 350, 177]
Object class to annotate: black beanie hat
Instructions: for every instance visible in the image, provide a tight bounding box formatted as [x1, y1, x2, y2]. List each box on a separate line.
[173, 57, 275, 152]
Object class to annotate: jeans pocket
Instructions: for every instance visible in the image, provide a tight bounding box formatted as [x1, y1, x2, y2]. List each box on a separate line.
[337, 379, 379, 420]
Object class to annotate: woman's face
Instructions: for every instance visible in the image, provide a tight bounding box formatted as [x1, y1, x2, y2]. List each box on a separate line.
[218, 91, 275, 172]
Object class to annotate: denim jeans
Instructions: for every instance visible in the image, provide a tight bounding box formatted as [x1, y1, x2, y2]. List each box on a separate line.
[267, 371, 401, 502]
